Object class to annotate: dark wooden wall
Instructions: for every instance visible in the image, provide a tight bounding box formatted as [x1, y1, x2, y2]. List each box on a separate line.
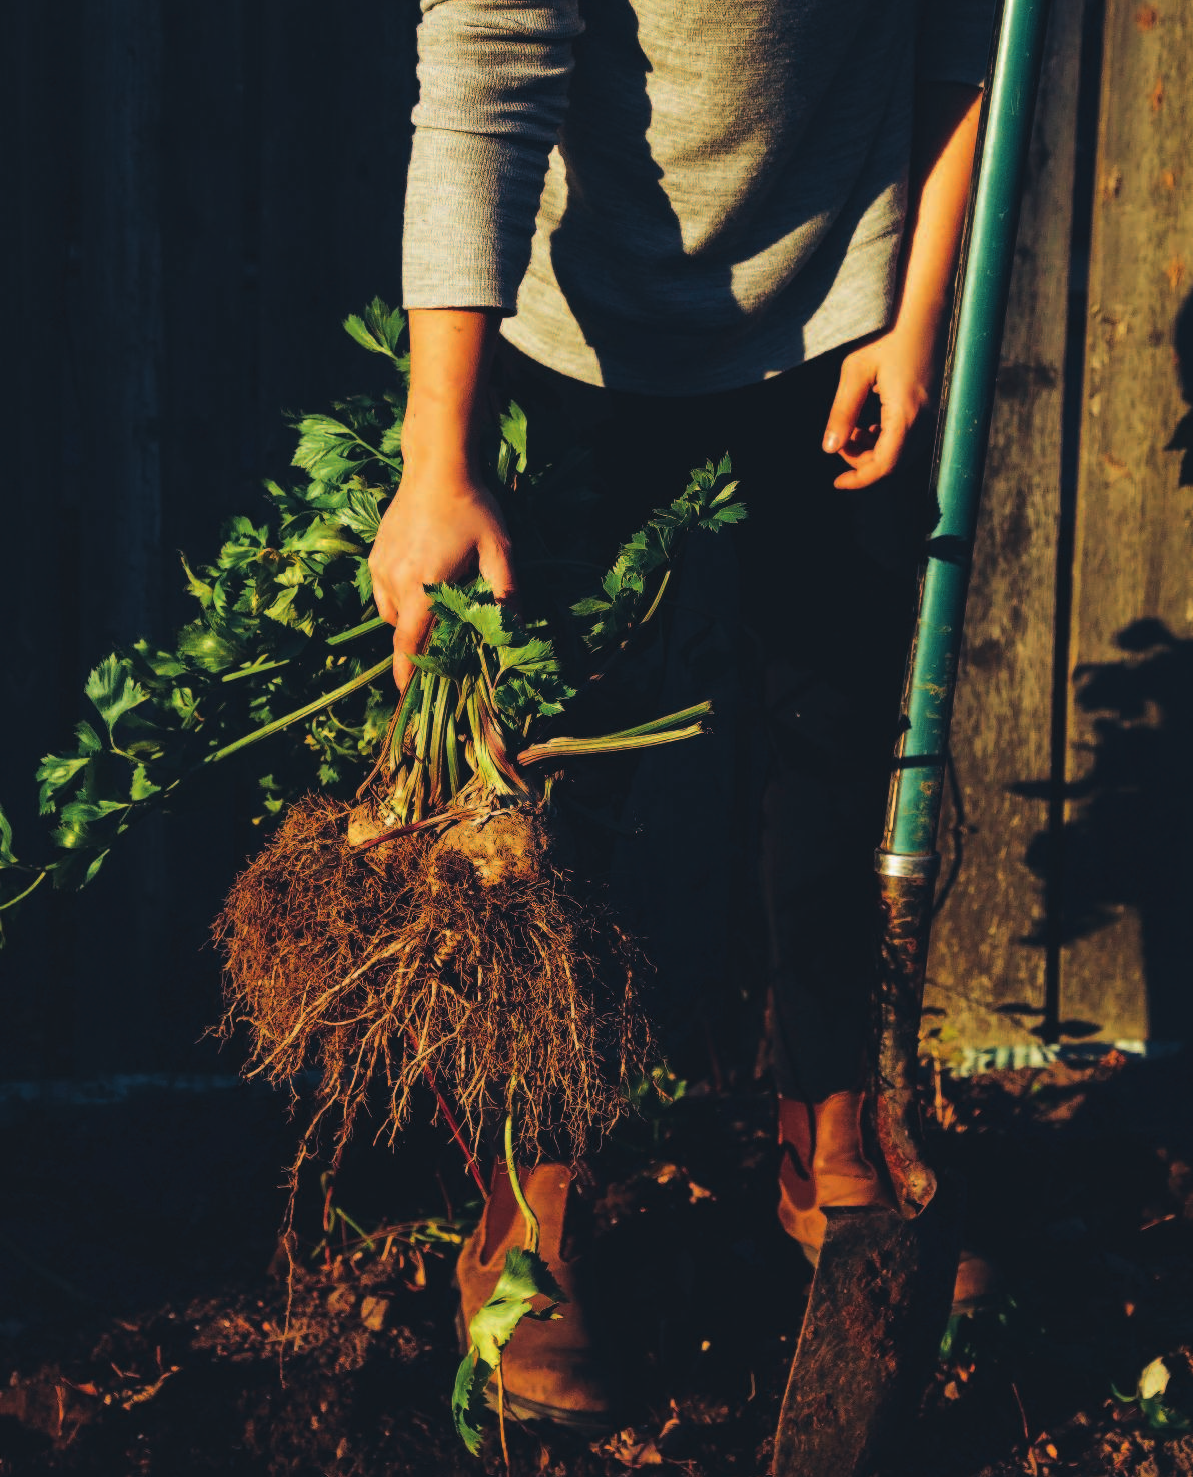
[0, 0, 418, 1080]
[926, 0, 1193, 1056]
[1, 0, 1187, 1082]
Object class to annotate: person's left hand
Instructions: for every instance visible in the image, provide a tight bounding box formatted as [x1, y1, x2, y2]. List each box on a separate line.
[821, 327, 935, 490]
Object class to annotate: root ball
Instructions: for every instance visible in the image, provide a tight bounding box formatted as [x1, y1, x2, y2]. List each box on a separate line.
[215, 796, 652, 1165]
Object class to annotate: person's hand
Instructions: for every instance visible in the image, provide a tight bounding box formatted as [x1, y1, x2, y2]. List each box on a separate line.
[821, 326, 935, 491]
[822, 82, 983, 492]
[369, 456, 517, 691]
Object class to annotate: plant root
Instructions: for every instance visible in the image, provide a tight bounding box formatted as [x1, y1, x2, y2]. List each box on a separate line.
[214, 796, 652, 1169]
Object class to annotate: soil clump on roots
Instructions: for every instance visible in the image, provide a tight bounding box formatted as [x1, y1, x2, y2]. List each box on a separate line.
[215, 795, 652, 1172]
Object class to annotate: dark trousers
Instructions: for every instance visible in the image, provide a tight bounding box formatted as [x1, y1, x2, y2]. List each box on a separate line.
[499, 339, 932, 1103]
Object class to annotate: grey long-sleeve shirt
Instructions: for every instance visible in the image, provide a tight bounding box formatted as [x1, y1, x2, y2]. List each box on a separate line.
[402, 0, 995, 395]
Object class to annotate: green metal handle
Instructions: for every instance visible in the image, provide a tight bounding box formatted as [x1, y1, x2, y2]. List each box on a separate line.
[882, 0, 1054, 860]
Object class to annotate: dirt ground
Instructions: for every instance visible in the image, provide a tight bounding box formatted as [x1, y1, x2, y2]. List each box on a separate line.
[3, 1050, 1193, 1476]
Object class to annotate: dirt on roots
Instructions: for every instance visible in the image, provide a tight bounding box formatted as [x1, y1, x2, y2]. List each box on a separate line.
[213, 795, 654, 1171]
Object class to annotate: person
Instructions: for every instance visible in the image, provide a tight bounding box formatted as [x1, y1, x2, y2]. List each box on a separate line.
[370, 0, 996, 1430]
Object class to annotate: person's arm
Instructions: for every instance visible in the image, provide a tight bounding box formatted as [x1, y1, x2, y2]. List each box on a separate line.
[368, 308, 512, 691]
[371, 0, 582, 689]
[823, 81, 983, 490]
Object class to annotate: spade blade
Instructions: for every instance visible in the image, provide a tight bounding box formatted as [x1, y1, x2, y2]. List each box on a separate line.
[771, 1179, 961, 1477]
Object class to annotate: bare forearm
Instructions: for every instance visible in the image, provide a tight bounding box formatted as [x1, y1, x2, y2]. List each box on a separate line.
[891, 82, 983, 350]
[371, 306, 514, 692]
[824, 83, 982, 488]
[402, 307, 504, 472]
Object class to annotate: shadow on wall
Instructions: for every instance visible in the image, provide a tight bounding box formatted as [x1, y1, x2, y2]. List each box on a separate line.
[1020, 618, 1193, 1041]
[1014, 290, 1193, 1043]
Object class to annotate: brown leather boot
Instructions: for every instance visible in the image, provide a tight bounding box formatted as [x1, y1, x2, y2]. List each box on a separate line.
[777, 1090, 892, 1260]
[455, 1163, 617, 1432]
[776, 1091, 996, 1311]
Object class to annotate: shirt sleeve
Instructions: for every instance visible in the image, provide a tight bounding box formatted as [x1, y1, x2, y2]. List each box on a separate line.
[402, 0, 583, 312]
[916, 0, 998, 88]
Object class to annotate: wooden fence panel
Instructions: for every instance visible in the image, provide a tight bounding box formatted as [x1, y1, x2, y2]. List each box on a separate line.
[923, 0, 1085, 1050]
[1, 0, 88, 1079]
[1060, 0, 1193, 1045]
[0, 0, 417, 1082]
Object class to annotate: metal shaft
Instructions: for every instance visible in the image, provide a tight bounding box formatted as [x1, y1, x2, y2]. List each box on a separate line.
[881, 0, 1055, 863]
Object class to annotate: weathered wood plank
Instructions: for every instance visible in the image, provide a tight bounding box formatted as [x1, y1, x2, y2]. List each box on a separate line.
[0, 0, 82, 1078]
[256, 0, 417, 477]
[924, 0, 1085, 1051]
[63, 0, 169, 1073]
[1059, 0, 1193, 1044]
[151, 0, 258, 1067]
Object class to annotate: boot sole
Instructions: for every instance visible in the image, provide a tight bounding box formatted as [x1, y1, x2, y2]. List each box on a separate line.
[453, 1306, 620, 1436]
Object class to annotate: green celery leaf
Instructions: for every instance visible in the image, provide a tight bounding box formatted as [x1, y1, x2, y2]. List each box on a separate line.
[216, 518, 269, 570]
[331, 393, 384, 431]
[0, 804, 16, 866]
[85, 656, 150, 735]
[568, 597, 610, 617]
[75, 722, 103, 755]
[263, 587, 300, 626]
[51, 798, 127, 851]
[408, 652, 455, 681]
[499, 401, 528, 474]
[450, 1248, 566, 1452]
[343, 314, 384, 356]
[496, 673, 569, 720]
[353, 558, 373, 605]
[344, 299, 407, 363]
[292, 413, 353, 443]
[129, 640, 189, 681]
[499, 637, 556, 674]
[426, 583, 515, 650]
[360, 690, 394, 750]
[468, 1247, 566, 1371]
[364, 298, 407, 355]
[379, 417, 404, 457]
[426, 582, 484, 624]
[50, 847, 111, 891]
[169, 687, 200, 725]
[288, 521, 363, 558]
[176, 622, 244, 674]
[129, 765, 162, 802]
[211, 569, 244, 624]
[338, 490, 383, 542]
[270, 559, 307, 590]
[180, 553, 214, 607]
[451, 1351, 492, 1456]
[496, 636, 576, 718]
[36, 753, 91, 814]
[290, 417, 363, 484]
[306, 451, 361, 487]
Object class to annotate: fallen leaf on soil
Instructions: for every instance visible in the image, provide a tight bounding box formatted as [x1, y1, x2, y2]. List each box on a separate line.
[326, 1285, 356, 1314]
[359, 1296, 389, 1332]
[602, 1411, 684, 1467]
[105, 1366, 180, 1410]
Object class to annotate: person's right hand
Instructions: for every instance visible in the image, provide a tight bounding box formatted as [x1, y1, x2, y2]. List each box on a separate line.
[369, 456, 517, 692]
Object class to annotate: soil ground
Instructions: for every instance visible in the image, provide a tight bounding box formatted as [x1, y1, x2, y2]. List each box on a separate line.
[3, 1050, 1193, 1476]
